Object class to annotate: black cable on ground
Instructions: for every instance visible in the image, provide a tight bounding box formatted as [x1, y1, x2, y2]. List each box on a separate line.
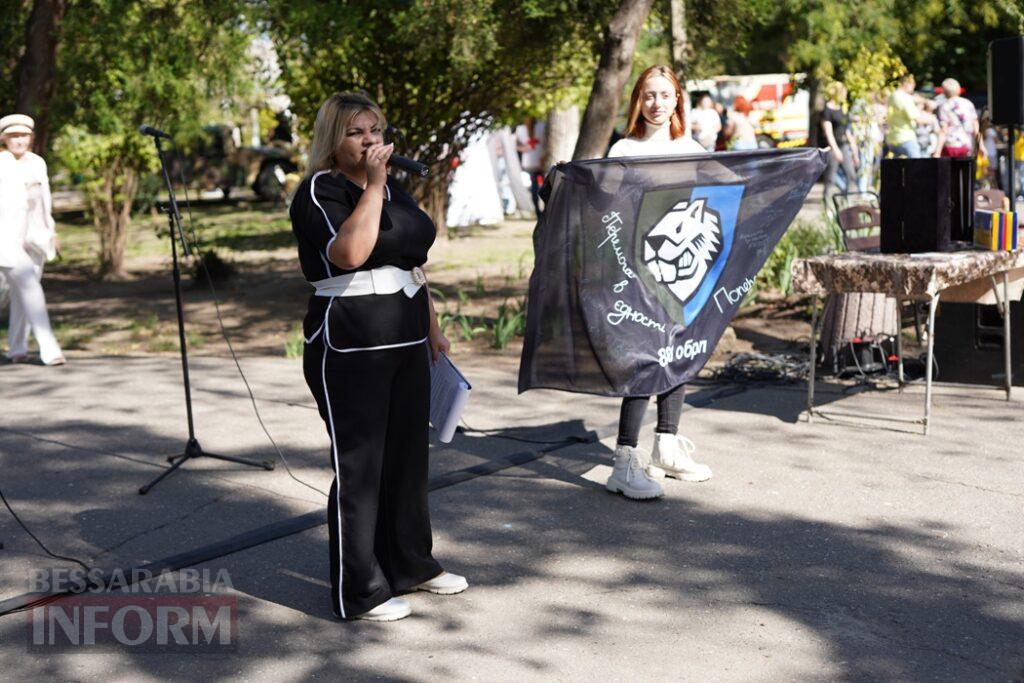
[0, 487, 92, 574]
[456, 419, 594, 446]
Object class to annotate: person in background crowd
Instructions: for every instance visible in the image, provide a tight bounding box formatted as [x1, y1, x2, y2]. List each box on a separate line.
[849, 94, 884, 192]
[1015, 130, 1024, 201]
[0, 114, 64, 366]
[934, 78, 978, 159]
[885, 74, 933, 158]
[979, 110, 999, 187]
[690, 93, 722, 152]
[713, 101, 729, 150]
[821, 81, 859, 201]
[727, 96, 758, 151]
[916, 99, 941, 157]
[515, 117, 546, 217]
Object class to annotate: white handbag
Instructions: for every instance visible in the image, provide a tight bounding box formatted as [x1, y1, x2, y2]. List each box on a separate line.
[23, 181, 56, 261]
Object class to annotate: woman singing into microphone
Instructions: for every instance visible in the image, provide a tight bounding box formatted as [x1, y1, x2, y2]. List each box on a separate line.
[289, 92, 466, 622]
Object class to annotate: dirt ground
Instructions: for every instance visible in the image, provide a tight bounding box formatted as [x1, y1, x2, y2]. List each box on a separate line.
[9, 201, 814, 365]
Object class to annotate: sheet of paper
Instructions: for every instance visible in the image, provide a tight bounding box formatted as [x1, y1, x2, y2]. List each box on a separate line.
[429, 352, 471, 443]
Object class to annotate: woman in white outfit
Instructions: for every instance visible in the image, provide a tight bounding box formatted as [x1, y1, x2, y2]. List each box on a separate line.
[603, 65, 713, 501]
[0, 114, 64, 366]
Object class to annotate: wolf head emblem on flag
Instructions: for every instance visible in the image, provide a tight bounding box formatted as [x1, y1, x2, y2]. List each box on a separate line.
[642, 199, 722, 304]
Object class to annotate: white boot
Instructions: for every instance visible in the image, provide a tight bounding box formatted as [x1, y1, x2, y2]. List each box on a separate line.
[605, 445, 664, 500]
[648, 433, 712, 482]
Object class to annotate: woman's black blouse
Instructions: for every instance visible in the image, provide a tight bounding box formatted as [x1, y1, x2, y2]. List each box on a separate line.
[290, 171, 436, 350]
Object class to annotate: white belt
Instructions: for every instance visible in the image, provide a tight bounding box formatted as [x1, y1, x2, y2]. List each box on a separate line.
[311, 265, 426, 298]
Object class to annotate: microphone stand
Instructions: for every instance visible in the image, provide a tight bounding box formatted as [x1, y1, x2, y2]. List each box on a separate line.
[138, 134, 275, 495]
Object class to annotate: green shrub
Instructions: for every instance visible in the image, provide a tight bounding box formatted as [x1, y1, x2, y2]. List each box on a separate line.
[284, 325, 305, 358]
[490, 298, 526, 350]
[755, 220, 841, 296]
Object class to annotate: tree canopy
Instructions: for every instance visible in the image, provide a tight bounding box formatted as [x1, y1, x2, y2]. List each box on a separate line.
[263, 0, 621, 226]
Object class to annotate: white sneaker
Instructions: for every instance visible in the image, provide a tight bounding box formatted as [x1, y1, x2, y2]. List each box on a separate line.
[605, 445, 665, 500]
[414, 571, 469, 595]
[351, 597, 412, 622]
[648, 433, 712, 482]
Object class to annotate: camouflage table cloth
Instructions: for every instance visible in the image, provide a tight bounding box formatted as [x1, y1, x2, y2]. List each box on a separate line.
[792, 249, 1024, 300]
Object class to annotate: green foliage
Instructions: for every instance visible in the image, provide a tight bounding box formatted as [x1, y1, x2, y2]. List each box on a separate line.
[672, 0, 785, 77]
[263, 0, 617, 221]
[0, 1, 31, 114]
[756, 221, 839, 296]
[490, 298, 526, 350]
[55, 0, 251, 142]
[678, 0, 1023, 94]
[436, 288, 486, 342]
[52, 125, 160, 197]
[284, 325, 305, 359]
[42, 0, 253, 275]
[754, 0, 1020, 90]
[840, 46, 907, 104]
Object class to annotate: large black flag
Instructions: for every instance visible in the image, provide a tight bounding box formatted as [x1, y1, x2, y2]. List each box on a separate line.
[518, 147, 827, 397]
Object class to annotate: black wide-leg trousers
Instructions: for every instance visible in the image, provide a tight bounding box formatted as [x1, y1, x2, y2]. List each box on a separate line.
[304, 337, 442, 618]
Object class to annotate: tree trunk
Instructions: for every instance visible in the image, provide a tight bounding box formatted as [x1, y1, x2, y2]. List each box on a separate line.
[572, 0, 655, 161]
[15, 0, 65, 155]
[806, 76, 824, 149]
[543, 105, 580, 169]
[95, 164, 137, 280]
[668, 0, 688, 78]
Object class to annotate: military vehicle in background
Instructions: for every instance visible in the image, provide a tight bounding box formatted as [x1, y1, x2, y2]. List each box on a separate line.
[182, 119, 300, 201]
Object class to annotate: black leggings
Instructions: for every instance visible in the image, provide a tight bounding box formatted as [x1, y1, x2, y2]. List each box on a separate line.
[304, 337, 442, 618]
[616, 383, 685, 448]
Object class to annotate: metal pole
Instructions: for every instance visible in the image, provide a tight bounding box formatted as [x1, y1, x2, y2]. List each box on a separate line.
[923, 295, 938, 436]
[1009, 124, 1017, 207]
[896, 299, 904, 392]
[1004, 271, 1012, 400]
[167, 208, 196, 441]
[807, 296, 819, 422]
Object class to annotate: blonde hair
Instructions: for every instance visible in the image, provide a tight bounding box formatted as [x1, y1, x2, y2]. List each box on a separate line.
[307, 92, 387, 176]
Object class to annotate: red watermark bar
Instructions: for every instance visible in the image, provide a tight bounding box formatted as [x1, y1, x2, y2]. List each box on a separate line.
[25, 594, 238, 652]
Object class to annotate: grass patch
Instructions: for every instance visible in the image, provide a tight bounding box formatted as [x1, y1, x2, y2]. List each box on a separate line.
[53, 201, 294, 269]
[284, 325, 304, 358]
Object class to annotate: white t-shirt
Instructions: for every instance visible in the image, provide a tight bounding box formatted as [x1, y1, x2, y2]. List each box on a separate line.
[607, 129, 707, 158]
[690, 108, 722, 150]
[515, 122, 547, 172]
[0, 150, 54, 268]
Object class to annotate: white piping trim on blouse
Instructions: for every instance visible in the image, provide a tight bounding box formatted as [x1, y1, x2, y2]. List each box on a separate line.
[326, 336, 428, 354]
[310, 170, 335, 279]
[310, 172, 392, 278]
[306, 295, 425, 353]
[304, 175, 402, 348]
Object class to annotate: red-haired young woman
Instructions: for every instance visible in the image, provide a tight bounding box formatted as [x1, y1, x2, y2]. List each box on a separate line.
[604, 65, 713, 501]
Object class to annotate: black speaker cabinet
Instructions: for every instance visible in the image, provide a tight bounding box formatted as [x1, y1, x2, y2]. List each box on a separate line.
[989, 36, 1024, 126]
[880, 157, 974, 253]
[933, 300, 1024, 386]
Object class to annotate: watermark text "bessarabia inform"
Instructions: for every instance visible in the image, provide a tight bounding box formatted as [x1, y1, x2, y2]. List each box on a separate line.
[23, 567, 237, 652]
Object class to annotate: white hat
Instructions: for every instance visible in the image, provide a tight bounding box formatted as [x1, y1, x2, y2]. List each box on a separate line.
[0, 114, 34, 136]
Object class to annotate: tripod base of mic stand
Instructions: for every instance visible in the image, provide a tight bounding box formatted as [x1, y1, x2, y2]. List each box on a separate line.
[139, 438, 275, 495]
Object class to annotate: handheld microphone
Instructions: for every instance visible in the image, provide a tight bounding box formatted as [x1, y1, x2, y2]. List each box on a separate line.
[138, 124, 172, 139]
[389, 153, 430, 177]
